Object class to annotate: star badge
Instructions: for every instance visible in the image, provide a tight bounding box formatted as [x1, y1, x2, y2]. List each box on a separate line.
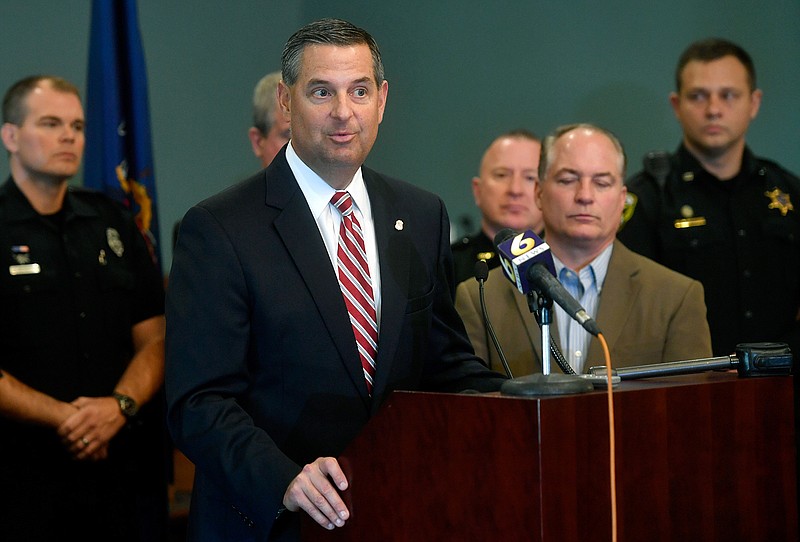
[764, 188, 794, 216]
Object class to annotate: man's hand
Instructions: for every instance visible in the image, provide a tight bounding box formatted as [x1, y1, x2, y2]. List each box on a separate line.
[57, 396, 125, 460]
[283, 457, 350, 530]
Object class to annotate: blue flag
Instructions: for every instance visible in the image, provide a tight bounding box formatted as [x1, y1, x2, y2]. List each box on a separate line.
[84, 0, 161, 272]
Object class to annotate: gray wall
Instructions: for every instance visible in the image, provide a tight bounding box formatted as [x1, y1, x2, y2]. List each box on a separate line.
[3, 1, 799, 271]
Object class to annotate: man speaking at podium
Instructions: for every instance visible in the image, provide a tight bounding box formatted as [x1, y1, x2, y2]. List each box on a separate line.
[165, 18, 504, 542]
[456, 124, 713, 377]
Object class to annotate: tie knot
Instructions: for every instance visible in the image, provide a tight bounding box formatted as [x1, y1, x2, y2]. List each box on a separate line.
[331, 191, 353, 217]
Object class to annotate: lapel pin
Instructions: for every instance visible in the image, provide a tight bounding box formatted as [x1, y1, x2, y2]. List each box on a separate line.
[394, 220, 404, 231]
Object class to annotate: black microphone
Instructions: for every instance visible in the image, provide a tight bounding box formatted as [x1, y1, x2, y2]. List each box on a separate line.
[494, 229, 602, 337]
[474, 258, 489, 282]
[474, 260, 513, 379]
[493, 228, 519, 253]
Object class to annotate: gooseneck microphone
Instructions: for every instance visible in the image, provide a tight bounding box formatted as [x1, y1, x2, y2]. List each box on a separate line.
[474, 260, 514, 379]
[493, 229, 602, 337]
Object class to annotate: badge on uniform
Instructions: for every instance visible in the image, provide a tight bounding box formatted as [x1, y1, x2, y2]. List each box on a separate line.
[9, 245, 41, 275]
[106, 228, 125, 257]
[619, 193, 637, 229]
[764, 187, 794, 216]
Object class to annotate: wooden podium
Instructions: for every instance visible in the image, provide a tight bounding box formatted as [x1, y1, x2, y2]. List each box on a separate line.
[302, 373, 797, 541]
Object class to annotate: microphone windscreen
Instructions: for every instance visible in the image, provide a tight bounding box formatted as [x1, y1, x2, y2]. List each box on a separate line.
[493, 228, 517, 248]
[473, 259, 489, 282]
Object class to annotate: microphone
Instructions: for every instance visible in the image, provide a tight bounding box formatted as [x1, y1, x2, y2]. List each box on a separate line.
[494, 229, 602, 337]
[474, 260, 513, 379]
[474, 258, 489, 282]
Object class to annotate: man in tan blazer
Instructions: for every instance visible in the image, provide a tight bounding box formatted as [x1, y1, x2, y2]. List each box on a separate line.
[455, 123, 712, 377]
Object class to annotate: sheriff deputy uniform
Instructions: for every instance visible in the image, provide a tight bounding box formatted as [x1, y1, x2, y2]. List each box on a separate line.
[619, 144, 800, 358]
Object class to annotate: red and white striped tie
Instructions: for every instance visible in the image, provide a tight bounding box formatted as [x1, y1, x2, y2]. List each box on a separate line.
[331, 191, 378, 395]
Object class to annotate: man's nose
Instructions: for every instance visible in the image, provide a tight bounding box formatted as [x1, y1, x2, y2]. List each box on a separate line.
[508, 173, 525, 194]
[575, 179, 594, 202]
[705, 93, 723, 117]
[331, 94, 353, 119]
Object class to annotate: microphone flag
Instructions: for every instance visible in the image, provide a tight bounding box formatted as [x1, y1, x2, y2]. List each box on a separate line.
[495, 230, 556, 295]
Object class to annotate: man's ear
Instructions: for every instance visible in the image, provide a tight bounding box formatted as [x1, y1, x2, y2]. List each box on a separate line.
[277, 80, 291, 118]
[1, 123, 18, 153]
[376, 79, 388, 124]
[471, 176, 481, 206]
[534, 179, 544, 210]
[668, 91, 680, 119]
[749, 88, 763, 120]
[247, 127, 264, 160]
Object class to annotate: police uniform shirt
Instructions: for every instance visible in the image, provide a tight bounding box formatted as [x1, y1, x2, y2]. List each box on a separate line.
[619, 144, 800, 357]
[0, 177, 164, 401]
[451, 230, 499, 286]
[0, 177, 167, 540]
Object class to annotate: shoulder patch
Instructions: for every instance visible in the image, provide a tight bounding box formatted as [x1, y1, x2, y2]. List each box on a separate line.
[619, 192, 637, 229]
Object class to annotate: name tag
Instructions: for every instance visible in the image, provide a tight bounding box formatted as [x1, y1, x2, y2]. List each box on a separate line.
[9, 263, 41, 276]
[673, 217, 706, 229]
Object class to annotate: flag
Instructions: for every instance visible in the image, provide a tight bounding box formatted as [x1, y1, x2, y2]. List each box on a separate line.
[84, 0, 161, 272]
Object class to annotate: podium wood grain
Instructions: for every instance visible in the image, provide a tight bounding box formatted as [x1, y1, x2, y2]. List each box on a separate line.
[302, 373, 797, 541]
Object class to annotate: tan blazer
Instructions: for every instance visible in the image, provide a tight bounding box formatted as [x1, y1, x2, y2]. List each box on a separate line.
[455, 240, 713, 376]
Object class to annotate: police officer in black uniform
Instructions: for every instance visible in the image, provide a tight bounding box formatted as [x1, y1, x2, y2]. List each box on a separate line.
[451, 129, 544, 285]
[619, 38, 800, 360]
[0, 76, 168, 542]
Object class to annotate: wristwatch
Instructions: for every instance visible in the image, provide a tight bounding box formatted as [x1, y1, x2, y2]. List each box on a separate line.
[113, 392, 139, 418]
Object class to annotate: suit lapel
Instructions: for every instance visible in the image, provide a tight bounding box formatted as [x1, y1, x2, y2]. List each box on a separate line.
[589, 241, 639, 363]
[362, 170, 410, 398]
[267, 153, 369, 402]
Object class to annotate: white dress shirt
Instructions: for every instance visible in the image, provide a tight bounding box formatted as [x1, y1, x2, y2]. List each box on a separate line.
[285, 142, 382, 331]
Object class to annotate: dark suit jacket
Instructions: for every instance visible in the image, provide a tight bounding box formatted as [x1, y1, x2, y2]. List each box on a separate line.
[455, 240, 713, 377]
[165, 150, 504, 541]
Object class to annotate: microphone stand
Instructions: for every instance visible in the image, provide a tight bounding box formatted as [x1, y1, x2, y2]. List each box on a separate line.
[539, 293, 552, 376]
[500, 291, 594, 397]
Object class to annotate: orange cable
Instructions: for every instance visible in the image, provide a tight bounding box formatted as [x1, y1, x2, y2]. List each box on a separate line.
[598, 332, 617, 542]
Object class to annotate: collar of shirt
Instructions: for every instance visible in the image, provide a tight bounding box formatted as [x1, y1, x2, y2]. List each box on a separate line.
[285, 142, 366, 223]
[552, 243, 613, 297]
[551, 242, 614, 373]
[285, 141, 382, 326]
[676, 143, 757, 186]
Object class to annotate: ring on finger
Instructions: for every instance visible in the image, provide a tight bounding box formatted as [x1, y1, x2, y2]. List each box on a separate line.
[81, 437, 90, 446]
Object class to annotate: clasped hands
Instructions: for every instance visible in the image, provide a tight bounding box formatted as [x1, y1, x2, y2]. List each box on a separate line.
[57, 396, 126, 461]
